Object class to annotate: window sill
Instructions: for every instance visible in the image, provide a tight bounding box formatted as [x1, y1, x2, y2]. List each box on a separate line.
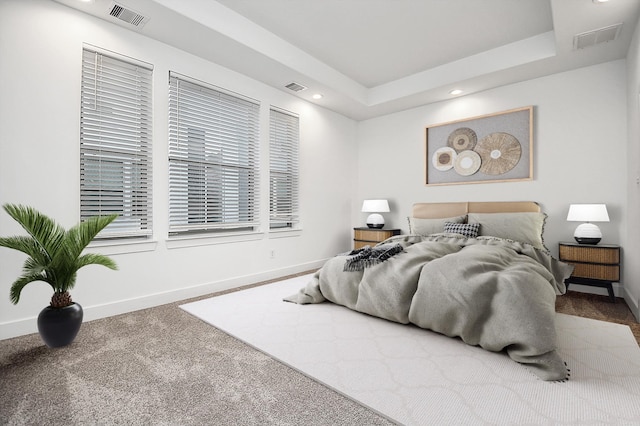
[268, 228, 302, 239]
[88, 238, 158, 255]
[166, 230, 264, 249]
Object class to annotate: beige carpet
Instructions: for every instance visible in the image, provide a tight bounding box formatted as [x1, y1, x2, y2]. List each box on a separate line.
[182, 274, 640, 425]
[0, 284, 391, 425]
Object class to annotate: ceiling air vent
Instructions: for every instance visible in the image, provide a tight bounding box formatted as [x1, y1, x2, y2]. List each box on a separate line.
[108, 2, 150, 28]
[573, 23, 622, 50]
[285, 82, 307, 92]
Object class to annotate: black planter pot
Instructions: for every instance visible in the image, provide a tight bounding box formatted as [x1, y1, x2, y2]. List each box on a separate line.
[37, 303, 83, 348]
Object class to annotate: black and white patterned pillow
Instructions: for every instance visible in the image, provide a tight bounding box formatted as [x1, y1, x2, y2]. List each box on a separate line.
[443, 222, 480, 238]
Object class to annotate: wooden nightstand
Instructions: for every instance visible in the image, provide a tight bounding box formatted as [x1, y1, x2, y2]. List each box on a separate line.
[353, 228, 400, 250]
[558, 242, 621, 302]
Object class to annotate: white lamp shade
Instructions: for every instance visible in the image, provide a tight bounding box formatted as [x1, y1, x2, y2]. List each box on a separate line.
[566, 204, 609, 222]
[361, 199, 390, 213]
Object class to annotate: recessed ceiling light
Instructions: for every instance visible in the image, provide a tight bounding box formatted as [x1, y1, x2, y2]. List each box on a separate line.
[449, 89, 463, 96]
[312, 93, 323, 100]
[593, 0, 609, 3]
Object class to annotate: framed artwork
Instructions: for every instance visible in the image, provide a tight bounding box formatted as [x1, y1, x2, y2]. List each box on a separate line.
[425, 106, 533, 186]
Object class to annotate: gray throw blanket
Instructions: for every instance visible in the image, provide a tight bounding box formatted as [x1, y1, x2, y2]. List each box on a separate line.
[343, 243, 404, 271]
[285, 234, 574, 381]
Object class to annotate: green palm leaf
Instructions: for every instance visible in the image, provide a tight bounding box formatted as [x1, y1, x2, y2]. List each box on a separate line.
[77, 253, 118, 270]
[2, 204, 65, 261]
[0, 204, 119, 305]
[9, 273, 49, 305]
[0, 236, 49, 266]
[21, 257, 48, 282]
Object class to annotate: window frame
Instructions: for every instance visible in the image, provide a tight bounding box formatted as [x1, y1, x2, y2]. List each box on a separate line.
[167, 72, 260, 236]
[79, 46, 153, 240]
[269, 107, 300, 230]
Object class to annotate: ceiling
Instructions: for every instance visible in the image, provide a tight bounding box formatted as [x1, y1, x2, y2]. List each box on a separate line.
[54, 0, 640, 120]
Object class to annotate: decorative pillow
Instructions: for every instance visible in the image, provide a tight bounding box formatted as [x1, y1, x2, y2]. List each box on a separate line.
[408, 215, 466, 236]
[467, 212, 547, 249]
[443, 222, 480, 238]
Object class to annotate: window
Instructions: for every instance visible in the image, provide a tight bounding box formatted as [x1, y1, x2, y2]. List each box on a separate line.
[168, 72, 260, 235]
[80, 47, 153, 239]
[269, 108, 299, 229]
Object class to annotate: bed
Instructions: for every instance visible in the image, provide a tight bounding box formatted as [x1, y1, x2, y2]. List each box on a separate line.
[285, 201, 574, 381]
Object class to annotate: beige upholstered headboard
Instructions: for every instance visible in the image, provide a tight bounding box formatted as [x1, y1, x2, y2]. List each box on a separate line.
[412, 201, 540, 219]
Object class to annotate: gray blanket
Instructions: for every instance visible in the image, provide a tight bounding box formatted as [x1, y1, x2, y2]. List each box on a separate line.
[284, 234, 574, 381]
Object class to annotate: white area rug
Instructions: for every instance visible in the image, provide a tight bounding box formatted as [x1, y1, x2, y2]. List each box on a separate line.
[181, 274, 640, 425]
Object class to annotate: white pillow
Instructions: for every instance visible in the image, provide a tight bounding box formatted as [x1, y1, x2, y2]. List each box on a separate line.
[467, 212, 547, 249]
[408, 215, 466, 236]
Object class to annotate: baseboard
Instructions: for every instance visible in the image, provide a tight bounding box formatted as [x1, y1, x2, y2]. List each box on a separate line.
[0, 260, 324, 341]
[624, 290, 640, 323]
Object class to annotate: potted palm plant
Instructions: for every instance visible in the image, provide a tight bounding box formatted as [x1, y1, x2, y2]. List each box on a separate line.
[0, 204, 118, 347]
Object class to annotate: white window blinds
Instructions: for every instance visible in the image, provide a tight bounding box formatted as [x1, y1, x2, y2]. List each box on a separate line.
[168, 72, 260, 234]
[269, 108, 299, 229]
[80, 48, 153, 238]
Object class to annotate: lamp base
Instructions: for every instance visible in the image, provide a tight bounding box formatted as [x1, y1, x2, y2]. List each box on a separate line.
[574, 223, 602, 245]
[366, 213, 385, 229]
[574, 237, 601, 245]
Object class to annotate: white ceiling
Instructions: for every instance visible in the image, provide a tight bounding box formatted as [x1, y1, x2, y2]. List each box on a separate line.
[215, 0, 556, 88]
[55, 0, 640, 120]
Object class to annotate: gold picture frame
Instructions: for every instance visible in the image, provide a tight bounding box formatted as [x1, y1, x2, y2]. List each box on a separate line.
[425, 106, 533, 186]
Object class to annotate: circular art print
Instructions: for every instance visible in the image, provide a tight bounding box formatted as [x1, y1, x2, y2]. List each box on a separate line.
[475, 132, 522, 175]
[432, 147, 457, 171]
[453, 150, 481, 176]
[447, 127, 478, 152]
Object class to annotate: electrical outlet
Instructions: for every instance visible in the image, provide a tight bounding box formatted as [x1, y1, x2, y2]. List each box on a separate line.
[270, 249, 275, 259]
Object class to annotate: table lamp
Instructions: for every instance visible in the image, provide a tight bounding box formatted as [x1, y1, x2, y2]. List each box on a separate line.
[566, 204, 609, 244]
[362, 199, 390, 229]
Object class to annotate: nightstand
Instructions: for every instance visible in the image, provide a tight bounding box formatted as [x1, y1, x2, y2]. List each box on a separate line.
[558, 242, 621, 302]
[353, 228, 400, 250]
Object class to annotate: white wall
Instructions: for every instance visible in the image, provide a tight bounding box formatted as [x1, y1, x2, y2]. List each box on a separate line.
[1, 1, 636, 341]
[625, 12, 640, 319]
[356, 61, 630, 303]
[0, 0, 357, 339]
